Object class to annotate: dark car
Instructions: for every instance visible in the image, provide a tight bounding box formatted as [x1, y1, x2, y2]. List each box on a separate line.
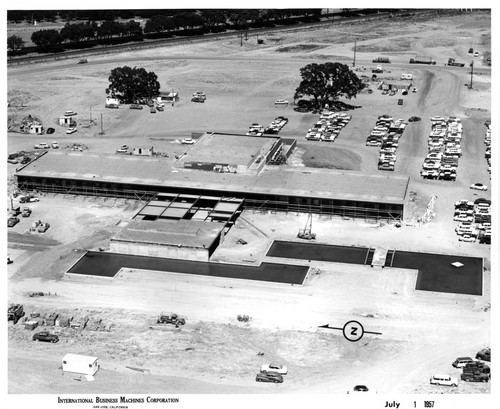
[408, 116, 421, 122]
[46, 127, 55, 134]
[32, 331, 59, 343]
[130, 104, 143, 110]
[475, 348, 491, 362]
[255, 372, 283, 383]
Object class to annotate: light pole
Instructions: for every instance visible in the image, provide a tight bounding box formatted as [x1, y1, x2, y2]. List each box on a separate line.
[353, 39, 357, 67]
[469, 61, 474, 89]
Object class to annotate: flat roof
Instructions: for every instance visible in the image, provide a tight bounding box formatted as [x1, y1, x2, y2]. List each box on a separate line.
[16, 151, 409, 204]
[112, 219, 223, 248]
[176, 132, 279, 168]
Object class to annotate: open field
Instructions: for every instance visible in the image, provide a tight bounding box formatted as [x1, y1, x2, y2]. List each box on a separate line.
[6, 9, 493, 404]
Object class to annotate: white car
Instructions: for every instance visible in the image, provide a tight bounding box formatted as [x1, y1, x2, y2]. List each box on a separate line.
[430, 374, 458, 387]
[260, 363, 288, 375]
[181, 138, 195, 145]
[453, 214, 474, 223]
[470, 183, 488, 191]
[51, 141, 59, 149]
[64, 110, 76, 116]
[34, 143, 50, 149]
[274, 99, 289, 105]
[66, 127, 77, 134]
[459, 234, 476, 242]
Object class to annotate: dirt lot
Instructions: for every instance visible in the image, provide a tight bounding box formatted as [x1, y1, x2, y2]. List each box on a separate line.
[6, 10, 493, 405]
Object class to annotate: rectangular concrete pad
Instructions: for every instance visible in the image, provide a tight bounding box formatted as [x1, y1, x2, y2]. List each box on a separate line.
[66, 251, 309, 285]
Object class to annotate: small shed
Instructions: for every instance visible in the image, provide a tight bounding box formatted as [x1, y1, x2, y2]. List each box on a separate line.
[58, 116, 74, 126]
[159, 92, 179, 103]
[62, 353, 99, 376]
[29, 124, 44, 134]
[132, 147, 155, 156]
[105, 97, 120, 107]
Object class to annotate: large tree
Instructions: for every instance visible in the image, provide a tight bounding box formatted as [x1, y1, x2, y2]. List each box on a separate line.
[31, 29, 63, 49]
[7, 35, 25, 52]
[294, 62, 364, 109]
[106, 66, 160, 103]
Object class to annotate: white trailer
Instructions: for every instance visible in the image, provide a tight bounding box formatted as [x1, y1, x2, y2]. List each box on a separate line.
[62, 353, 99, 375]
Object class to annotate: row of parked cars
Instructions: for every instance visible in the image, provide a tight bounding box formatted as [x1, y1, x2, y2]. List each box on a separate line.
[420, 116, 462, 180]
[430, 348, 491, 387]
[366, 115, 407, 171]
[453, 198, 491, 244]
[246, 116, 288, 136]
[304, 111, 351, 142]
[484, 123, 491, 174]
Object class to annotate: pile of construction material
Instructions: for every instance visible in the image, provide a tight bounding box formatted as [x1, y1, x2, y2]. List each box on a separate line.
[304, 111, 351, 142]
[421, 116, 462, 180]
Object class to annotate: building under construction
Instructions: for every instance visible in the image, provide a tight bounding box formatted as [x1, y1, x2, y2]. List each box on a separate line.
[15, 132, 410, 220]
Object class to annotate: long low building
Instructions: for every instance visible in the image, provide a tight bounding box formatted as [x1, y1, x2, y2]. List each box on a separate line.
[15, 138, 410, 220]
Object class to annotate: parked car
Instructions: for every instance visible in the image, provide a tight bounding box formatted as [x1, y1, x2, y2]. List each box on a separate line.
[46, 127, 55, 134]
[470, 183, 488, 191]
[21, 207, 32, 217]
[7, 217, 19, 227]
[65, 110, 77, 116]
[408, 116, 421, 122]
[34, 143, 50, 149]
[476, 348, 491, 362]
[274, 99, 289, 105]
[255, 372, 283, 383]
[181, 138, 195, 145]
[78, 58, 88, 64]
[453, 214, 474, 223]
[459, 234, 476, 242]
[461, 372, 489, 382]
[260, 363, 288, 375]
[66, 127, 77, 134]
[130, 104, 143, 110]
[51, 141, 59, 149]
[430, 374, 458, 387]
[32, 331, 59, 343]
[452, 357, 474, 368]
[347, 385, 376, 393]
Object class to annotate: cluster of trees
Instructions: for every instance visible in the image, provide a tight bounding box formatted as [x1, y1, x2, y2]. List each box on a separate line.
[8, 9, 324, 53]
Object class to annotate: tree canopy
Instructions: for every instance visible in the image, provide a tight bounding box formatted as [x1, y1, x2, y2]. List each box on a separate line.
[7, 35, 25, 52]
[294, 62, 364, 109]
[106, 66, 160, 103]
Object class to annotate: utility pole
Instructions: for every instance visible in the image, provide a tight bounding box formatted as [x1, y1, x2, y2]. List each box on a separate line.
[89, 105, 92, 123]
[240, 30, 243, 46]
[353, 39, 357, 67]
[469, 61, 474, 89]
[100, 114, 103, 133]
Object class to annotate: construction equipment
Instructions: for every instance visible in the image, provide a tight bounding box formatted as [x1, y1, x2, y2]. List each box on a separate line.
[157, 313, 186, 327]
[8, 304, 25, 324]
[297, 214, 316, 240]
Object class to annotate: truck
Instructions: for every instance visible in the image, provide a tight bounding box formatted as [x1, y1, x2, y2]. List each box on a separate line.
[8, 304, 25, 324]
[372, 57, 391, 63]
[372, 65, 384, 73]
[157, 313, 186, 327]
[409, 56, 436, 65]
[461, 372, 490, 383]
[21, 207, 32, 217]
[7, 216, 19, 227]
[447, 58, 465, 67]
